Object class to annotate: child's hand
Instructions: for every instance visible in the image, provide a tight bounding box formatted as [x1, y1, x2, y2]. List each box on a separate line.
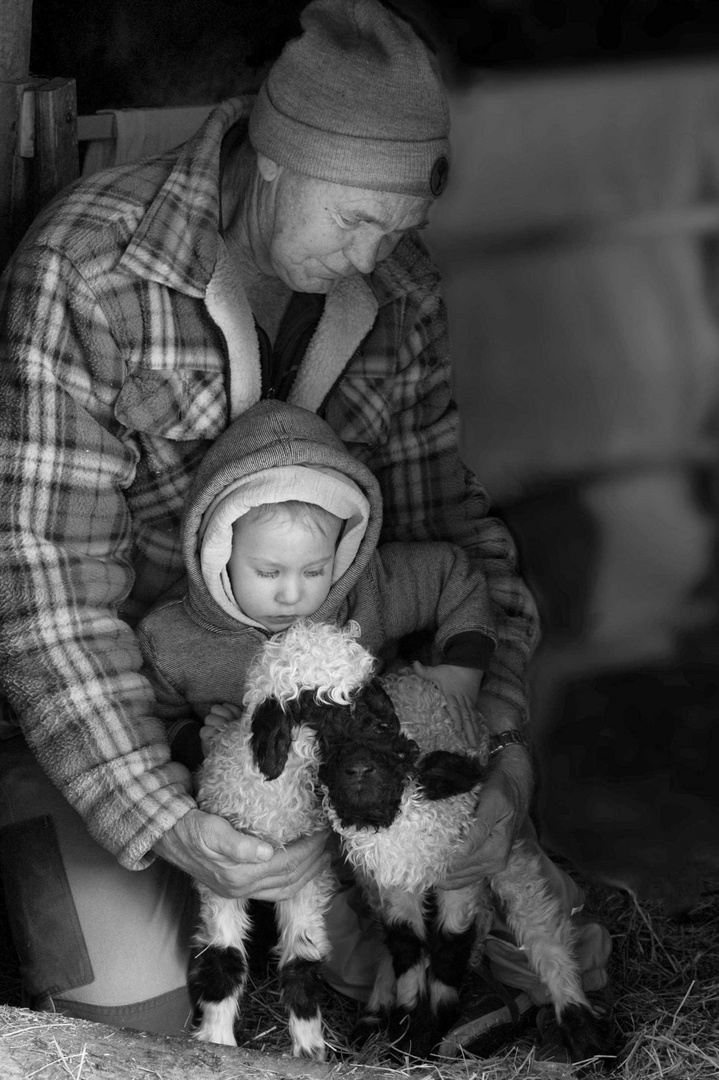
[200, 702, 243, 754]
[412, 662, 484, 746]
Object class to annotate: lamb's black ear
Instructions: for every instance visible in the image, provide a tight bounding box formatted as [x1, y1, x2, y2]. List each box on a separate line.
[415, 750, 485, 800]
[354, 677, 402, 732]
[250, 698, 295, 780]
[364, 676, 400, 717]
[292, 689, 336, 732]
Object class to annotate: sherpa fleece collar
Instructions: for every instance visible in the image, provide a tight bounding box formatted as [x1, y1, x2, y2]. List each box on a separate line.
[205, 244, 379, 422]
[116, 95, 380, 420]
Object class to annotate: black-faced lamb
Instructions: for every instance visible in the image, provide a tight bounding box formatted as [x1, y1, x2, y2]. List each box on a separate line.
[251, 621, 614, 1062]
[188, 620, 375, 1059]
[311, 669, 613, 1061]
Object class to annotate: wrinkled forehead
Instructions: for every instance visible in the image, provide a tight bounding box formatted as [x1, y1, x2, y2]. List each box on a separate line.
[294, 169, 433, 233]
[335, 184, 432, 229]
[330, 183, 431, 232]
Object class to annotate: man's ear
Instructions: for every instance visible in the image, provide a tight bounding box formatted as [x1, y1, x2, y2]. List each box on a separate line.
[256, 152, 282, 182]
[250, 698, 295, 780]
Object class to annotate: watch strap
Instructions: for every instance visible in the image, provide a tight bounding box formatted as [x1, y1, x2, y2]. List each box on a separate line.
[488, 729, 528, 756]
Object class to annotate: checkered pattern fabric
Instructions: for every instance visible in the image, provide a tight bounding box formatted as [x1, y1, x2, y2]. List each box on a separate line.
[0, 96, 539, 871]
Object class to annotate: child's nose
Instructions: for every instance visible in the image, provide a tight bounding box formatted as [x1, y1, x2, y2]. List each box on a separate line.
[277, 576, 302, 605]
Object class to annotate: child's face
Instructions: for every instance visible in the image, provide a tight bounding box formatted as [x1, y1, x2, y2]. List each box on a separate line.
[228, 510, 342, 632]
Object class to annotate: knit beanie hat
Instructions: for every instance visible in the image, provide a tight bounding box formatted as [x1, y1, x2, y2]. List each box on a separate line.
[248, 0, 450, 199]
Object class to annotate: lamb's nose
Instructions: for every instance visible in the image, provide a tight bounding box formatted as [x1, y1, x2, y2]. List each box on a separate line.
[343, 760, 374, 778]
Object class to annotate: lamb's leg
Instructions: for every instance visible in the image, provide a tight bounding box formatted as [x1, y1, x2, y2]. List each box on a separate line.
[468, 878, 496, 972]
[275, 865, 335, 1060]
[427, 886, 479, 1042]
[490, 841, 613, 1061]
[352, 944, 397, 1046]
[349, 874, 396, 1041]
[189, 885, 252, 1046]
[377, 888, 435, 1058]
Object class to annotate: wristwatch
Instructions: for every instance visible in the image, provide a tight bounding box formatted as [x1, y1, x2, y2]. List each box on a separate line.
[488, 729, 528, 757]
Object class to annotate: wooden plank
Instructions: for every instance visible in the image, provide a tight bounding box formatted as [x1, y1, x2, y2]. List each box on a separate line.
[34, 77, 79, 212]
[0, 1005, 402, 1080]
[77, 113, 116, 141]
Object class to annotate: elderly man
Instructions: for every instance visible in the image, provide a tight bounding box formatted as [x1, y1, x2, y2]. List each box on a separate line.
[0, 0, 611, 1058]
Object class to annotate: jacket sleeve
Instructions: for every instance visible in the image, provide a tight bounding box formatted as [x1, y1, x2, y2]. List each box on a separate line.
[0, 242, 196, 870]
[328, 237, 541, 724]
[364, 542, 497, 666]
[136, 612, 206, 773]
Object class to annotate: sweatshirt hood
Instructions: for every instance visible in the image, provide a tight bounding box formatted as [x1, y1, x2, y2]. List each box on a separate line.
[181, 400, 383, 630]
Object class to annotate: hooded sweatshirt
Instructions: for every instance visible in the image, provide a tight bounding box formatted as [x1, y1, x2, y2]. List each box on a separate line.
[137, 400, 496, 763]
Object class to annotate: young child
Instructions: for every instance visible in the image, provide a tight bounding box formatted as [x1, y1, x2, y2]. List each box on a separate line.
[137, 398, 497, 770]
[136, 397, 497, 1003]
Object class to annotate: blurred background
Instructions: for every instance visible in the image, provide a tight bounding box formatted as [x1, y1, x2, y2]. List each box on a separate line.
[20, 0, 719, 911]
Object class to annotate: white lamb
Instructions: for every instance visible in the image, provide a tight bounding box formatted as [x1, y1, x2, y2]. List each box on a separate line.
[188, 620, 374, 1060]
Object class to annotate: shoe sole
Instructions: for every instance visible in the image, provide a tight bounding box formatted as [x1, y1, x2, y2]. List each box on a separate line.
[436, 991, 537, 1059]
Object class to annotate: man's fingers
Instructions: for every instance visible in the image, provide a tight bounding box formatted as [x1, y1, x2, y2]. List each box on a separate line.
[244, 849, 332, 902]
[207, 839, 330, 900]
[252, 863, 330, 901]
[191, 815, 274, 864]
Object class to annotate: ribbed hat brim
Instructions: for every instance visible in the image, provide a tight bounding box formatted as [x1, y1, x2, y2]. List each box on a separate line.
[248, 0, 450, 199]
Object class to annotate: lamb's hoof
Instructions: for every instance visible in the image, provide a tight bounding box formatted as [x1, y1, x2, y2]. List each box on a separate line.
[192, 1026, 238, 1047]
[351, 1013, 386, 1048]
[539, 991, 619, 1071]
[291, 1043, 327, 1061]
[386, 1005, 437, 1062]
[289, 1016, 326, 1060]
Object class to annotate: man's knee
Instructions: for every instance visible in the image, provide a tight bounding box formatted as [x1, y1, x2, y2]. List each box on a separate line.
[39, 986, 195, 1037]
[0, 738, 195, 1026]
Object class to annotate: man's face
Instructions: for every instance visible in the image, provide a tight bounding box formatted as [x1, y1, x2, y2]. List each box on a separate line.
[254, 162, 433, 293]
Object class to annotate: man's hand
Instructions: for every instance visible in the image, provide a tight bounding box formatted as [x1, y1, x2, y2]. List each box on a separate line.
[436, 743, 533, 890]
[153, 809, 330, 901]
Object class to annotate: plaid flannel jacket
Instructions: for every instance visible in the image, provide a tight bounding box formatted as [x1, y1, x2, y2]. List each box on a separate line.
[0, 97, 539, 868]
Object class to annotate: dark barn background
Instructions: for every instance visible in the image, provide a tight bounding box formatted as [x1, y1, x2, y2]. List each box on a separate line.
[27, 1, 719, 113]
[4, 3, 719, 995]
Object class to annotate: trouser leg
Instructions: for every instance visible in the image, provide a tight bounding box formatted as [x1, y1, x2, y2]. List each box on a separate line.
[321, 841, 385, 1002]
[0, 736, 195, 1035]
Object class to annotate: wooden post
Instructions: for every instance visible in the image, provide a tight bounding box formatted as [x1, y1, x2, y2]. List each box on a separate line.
[1, 1, 79, 269]
[34, 77, 79, 211]
[0, 0, 34, 268]
[0, 79, 34, 267]
[0, 0, 33, 80]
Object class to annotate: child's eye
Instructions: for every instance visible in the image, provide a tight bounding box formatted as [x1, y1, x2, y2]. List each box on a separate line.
[256, 569, 277, 579]
[305, 568, 326, 578]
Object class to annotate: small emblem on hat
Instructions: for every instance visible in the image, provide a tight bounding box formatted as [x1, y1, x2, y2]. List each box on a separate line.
[430, 155, 449, 196]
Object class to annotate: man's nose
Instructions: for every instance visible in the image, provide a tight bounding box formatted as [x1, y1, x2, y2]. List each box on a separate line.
[347, 229, 389, 274]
